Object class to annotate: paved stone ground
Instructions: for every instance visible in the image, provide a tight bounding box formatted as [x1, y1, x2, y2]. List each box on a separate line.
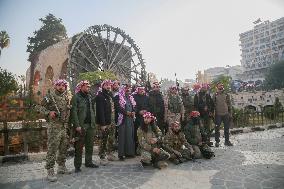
[0, 128, 284, 189]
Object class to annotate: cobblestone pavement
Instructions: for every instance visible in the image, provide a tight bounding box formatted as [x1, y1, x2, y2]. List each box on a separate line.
[0, 128, 284, 189]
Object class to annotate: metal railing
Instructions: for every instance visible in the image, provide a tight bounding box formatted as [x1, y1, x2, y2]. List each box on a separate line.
[0, 120, 47, 156]
[232, 109, 284, 128]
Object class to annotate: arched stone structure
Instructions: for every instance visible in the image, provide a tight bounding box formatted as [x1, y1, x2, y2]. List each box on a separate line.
[43, 66, 54, 96]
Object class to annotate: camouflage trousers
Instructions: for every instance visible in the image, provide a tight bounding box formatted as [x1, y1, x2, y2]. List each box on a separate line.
[192, 145, 202, 159]
[169, 148, 192, 161]
[167, 112, 181, 126]
[200, 117, 212, 142]
[45, 122, 68, 170]
[141, 148, 170, 164]
[98, 124, 115, 158]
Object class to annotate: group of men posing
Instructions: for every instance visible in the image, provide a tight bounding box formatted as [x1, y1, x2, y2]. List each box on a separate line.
[36, 78, 233, 182]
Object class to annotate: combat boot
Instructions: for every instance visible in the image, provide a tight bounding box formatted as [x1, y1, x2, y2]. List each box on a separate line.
[107, 152, 118, 161]
[47, 168, 57, 182]
[100, 158, 109, 166]
[57, 165, 71, 174]
[156, 161, 168, 169]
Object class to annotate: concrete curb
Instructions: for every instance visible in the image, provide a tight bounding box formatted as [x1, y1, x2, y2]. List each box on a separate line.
[229, 122, 284, 135]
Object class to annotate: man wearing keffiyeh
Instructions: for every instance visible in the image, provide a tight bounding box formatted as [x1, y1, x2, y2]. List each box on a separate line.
[35, 79, 71, 181]
[137, 112, 170, 169]
[95, 79, 117, 164]
[71, 80, 99, 173]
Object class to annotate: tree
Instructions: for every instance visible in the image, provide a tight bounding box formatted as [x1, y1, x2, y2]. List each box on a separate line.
[0, 67, 18, 98]
[79, 70, 118, 85]
[0, 31, 10, 56]
[263, 60, 284, 90]
[211, 75, 232, 93]
[27, 13, 67, 59]
[27, 13, 67, 90]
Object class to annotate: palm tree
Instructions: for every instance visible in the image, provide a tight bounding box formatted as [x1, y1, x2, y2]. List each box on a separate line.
[0, 31, 10, 56]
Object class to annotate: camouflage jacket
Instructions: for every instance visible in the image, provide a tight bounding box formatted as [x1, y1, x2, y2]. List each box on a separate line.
[168, 94, 183, 113]
[183, 120, 204, 145]
[164, 130, 192, 152]
[36, 89, 71, 123]
[181, 94, 194, 113]
[137, 123, 162, 152]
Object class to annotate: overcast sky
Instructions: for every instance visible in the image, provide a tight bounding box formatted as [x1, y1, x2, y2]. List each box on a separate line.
[0, 0, 283, 81]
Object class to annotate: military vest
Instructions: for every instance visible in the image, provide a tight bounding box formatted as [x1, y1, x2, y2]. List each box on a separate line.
[45, 90, 71, 123]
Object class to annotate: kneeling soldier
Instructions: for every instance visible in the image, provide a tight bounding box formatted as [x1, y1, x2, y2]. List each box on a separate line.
[164, 121, 194, 164]
[184, 111, 214, 159]
[137, 112, 170, 169]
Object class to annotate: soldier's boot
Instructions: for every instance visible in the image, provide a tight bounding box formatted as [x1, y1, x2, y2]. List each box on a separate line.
[140, 160, 152, 167]
[47, 168, 57, 182]
[155, 161, 168, 169]
[107, 152, 118, 161]
[100, 158, 109, 166]
[57, 165, 71, 174]
[172, 158, 181, 165]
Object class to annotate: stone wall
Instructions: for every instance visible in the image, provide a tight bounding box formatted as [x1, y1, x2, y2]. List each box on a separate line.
[26, 39, 71, 100]
[231, 89, 284, 111]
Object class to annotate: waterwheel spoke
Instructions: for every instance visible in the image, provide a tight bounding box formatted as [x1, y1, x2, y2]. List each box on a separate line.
[116, 52, 137, 69]
[75, 47, 99, 70]
[81, 36, 102, 69]
[109, 38, 126, 68]
[96, 29, 108, 52]
[70, 60, 91, 72]
[106, 28, 111, 65]
[108, 32, 118, 67]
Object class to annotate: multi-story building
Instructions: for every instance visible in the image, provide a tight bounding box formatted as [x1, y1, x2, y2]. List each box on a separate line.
[201, 65, 243, 82]
[239, 17, 284, 82]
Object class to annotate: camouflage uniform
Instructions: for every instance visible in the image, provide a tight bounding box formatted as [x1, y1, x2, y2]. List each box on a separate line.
[163, 129, 193, 164]
[98, 98, 116, 159]
[183, 117, 205, 159]
[36, 89, 71, 170]
[167, 94, 184, 126]
[137, 123, 170, 168]
[194, 91, 214, 145]
[181, 90, 194, 129]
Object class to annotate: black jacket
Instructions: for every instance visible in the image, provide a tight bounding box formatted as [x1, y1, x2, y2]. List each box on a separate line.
[133, 94, 149, 126]
[95, 89, 113, 126]
[148, 90, 165, 117]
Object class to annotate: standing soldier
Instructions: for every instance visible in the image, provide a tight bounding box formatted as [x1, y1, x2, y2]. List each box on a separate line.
[71, 80, 99, 173]
[148, 82, 166, 134]
[180, 86, 194, 130]
[163, 121, 194, 165]
[137, 112, 170, 169]
[213, 82, 233, 147]
[96, 80, 116, 164]
[194, 83, 214, 146]
[36, 79, 71, 182]
[133, 86, 149, 155]
[166, 86, 184, 132]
